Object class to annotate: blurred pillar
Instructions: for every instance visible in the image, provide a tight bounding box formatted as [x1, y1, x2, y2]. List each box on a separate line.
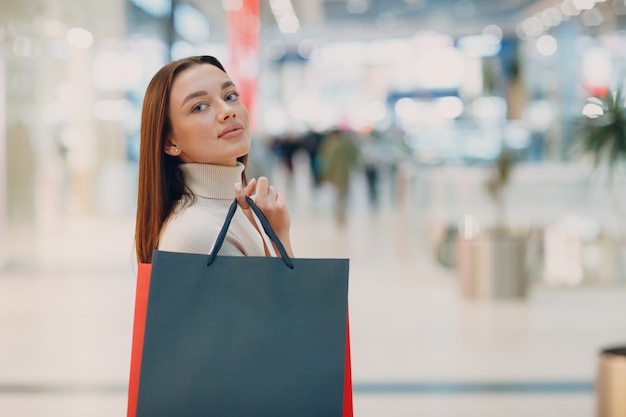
[1, 1, 32, 244]
[0, 33, 6, 266]
[167, 0, 179, 61]
[65, 47, 98, 217]
[2, 1, 38, 245]
[227, 0, 260, 129]
[548, 21, 579, 160]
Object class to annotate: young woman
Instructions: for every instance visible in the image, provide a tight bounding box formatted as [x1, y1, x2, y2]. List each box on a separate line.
[134, 55, 293, 264]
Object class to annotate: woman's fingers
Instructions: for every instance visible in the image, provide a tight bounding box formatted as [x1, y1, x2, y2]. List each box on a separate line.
[235, 177, 280, 207]
[269, 186, 278, 200]
[254, 176, 269, 198]
[276, 187, 285, 205]
[236, 176, 294, 257]
[253, 179, 282, 211]
[234, 178, 256, 210]
[244, 178, 257, 196]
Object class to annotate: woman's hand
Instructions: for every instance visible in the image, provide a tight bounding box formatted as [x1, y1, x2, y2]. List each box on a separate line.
[235, 177, 294, 258]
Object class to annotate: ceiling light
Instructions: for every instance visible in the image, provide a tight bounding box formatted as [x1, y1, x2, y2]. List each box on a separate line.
[561, 0, 581, 16]
[573, 0, 595, 10]
[269, 0, 300, 34]
[536, 34, 558, 56]
[297, 39, 316, 58]
[174, 3, 210, 43]
[540, 7, 563, 27]
[582, 101, 604, 118]
[482, 24, 503, 41]
[395, 98, 418, 120]
[278, 15, 300, 34]
[522, 16, 544, 38]
[458, 34, 501, 57]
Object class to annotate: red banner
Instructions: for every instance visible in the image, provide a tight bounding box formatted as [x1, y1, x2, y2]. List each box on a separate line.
[227, 0, 260, 128]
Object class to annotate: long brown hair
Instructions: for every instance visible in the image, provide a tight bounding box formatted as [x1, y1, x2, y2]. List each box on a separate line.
[135, 55, 248, 263]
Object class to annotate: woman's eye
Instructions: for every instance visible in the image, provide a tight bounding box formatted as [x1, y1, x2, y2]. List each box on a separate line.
[192, 103, 208, 112]
[225, 92, 240, 102]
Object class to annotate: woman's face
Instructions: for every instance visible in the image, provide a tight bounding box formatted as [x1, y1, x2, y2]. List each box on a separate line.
[165, 63, 250, 166]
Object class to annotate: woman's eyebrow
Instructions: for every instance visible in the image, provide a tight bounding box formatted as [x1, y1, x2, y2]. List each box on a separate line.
[180, 82, 236, 108]
[181, 90, 207, 108]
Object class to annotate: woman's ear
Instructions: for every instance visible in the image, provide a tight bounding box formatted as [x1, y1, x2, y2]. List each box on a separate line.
[164, 140, 180, 157]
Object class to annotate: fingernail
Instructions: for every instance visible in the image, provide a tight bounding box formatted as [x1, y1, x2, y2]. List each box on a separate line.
[235, 182, 242, 192]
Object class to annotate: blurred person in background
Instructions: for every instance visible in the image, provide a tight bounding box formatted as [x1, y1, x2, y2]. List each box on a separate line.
[134, 55, 294, 264]
[358, 130, 387, 208]
[319, 128, 360, 225]
[300, 128, 326, 187]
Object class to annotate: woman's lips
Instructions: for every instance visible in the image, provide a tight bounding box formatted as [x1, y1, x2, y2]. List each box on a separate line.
[218, 123, 244, 139]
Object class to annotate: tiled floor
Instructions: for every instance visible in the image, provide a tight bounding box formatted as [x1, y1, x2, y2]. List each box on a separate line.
[1, 157, 625, 416]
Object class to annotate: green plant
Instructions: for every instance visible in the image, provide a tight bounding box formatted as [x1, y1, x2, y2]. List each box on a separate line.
[577, 89, 626, 180]
[484, 147, 516, 232]
[575, 87, 626, 283]
[485, 147, 515, 204]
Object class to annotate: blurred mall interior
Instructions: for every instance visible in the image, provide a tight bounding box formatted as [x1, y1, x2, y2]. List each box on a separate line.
[2, 0, 626, 416]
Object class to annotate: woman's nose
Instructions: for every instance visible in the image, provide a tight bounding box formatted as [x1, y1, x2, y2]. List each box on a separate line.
[217, 101, 236, 121]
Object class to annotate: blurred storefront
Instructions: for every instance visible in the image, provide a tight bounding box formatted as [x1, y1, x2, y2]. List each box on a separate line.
[2, 0, 134, 230]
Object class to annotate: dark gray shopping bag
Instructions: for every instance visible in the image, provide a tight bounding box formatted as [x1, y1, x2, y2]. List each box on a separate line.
[128, 197, 352, 417]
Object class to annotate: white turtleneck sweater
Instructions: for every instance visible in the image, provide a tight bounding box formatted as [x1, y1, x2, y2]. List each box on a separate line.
[158, 163, 265, 257]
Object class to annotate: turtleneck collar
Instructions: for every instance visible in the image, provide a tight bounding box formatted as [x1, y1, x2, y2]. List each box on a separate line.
[179, 162, 245, 200]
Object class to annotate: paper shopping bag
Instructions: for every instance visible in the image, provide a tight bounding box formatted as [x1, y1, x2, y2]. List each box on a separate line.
[127, 197, 352, 417]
